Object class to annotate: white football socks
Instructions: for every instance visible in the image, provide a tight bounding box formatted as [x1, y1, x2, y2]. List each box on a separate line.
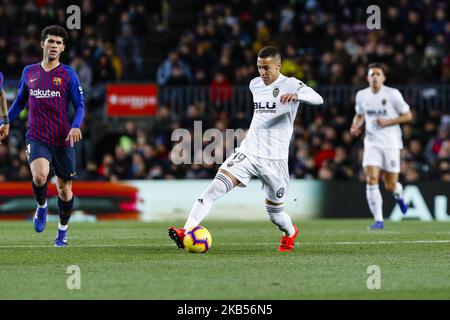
[393, 182, 404, 200]
[366, 184, 383, 222]
[265, 204, 295, 236]
[184, 173, 234, 230]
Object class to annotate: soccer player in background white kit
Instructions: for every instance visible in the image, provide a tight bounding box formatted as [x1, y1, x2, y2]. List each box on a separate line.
[169, 46, 323, 251]
[350, 63, 412, 229]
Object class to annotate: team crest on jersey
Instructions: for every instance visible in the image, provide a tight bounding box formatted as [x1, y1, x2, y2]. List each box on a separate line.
[227, 161, 235, 167]
[53, 77, 62, 85]
[273, 88, 279, 97]
[382, 99, 386, 106]
[276, 187, 285, 198]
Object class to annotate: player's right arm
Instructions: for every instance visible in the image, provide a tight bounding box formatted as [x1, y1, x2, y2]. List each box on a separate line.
[350, 91, 365, 137]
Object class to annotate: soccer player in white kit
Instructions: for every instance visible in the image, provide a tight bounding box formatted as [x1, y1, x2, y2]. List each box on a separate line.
[350, 63, 412, 229]
[169, 46, 323, 251]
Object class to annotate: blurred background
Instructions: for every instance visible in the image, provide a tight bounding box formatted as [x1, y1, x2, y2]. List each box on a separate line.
[0, 0, 449, 220]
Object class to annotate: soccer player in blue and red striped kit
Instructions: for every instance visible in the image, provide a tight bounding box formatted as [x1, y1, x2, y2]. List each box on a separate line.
[0, 25, 85, 247]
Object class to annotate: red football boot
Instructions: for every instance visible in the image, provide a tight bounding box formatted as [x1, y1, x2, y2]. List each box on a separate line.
[278, 225, 299, 252]
[168, 227, 186, 249]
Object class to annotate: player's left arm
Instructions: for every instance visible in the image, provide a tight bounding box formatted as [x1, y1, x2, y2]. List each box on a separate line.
[280, 80, 323, 105]
[66, 69, 85, 147]
[376, 89, 412, 128]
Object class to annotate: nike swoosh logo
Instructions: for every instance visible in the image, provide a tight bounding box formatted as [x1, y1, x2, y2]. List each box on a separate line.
[30, 78, 39, 82]
[70, 172, 76, 177]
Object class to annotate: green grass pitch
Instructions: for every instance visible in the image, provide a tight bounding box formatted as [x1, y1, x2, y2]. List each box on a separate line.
[0, 219, 449, 299]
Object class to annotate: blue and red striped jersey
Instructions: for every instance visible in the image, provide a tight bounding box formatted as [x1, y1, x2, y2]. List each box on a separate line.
[8, 63, 85, 146]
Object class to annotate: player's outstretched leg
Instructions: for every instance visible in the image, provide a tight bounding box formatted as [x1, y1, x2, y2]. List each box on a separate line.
[168, 171, 236, 249]
[266, 202, 298, 251]
[32, 180, 48, 233]
[54, 179, 74, 247]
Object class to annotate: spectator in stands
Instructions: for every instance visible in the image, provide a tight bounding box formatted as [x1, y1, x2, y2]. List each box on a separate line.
[209, 71, 233, 108]
[156, 48, 193, 85]
[116, 24, 143, 79]
[280, 44, 304, 79]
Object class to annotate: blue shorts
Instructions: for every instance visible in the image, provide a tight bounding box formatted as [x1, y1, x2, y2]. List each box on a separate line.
[27, 140, 76, 181]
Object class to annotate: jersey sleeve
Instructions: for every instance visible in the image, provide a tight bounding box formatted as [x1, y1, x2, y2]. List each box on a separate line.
[392, 89, 410, 114]
[0, 72, 3, 91]
[8, 67, 29, 122]
[293, 79, 323, 105]
[68, 69, 85, 129]
[355, 91, 364, 115]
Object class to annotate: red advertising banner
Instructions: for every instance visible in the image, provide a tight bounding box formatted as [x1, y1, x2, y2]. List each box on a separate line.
[106, 83, 158, 116]
[0, 182, 140, 220]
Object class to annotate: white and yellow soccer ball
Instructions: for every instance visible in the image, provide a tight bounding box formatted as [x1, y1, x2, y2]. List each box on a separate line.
[183, 226, 212, 253]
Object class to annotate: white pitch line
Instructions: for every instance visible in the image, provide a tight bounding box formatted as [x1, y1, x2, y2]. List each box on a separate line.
[323, 240, 450, 245]
[0, 239, 450, 249]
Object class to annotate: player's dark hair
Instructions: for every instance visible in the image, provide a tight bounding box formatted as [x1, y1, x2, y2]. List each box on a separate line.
[258, 46, 281, 60]
[367, 62, 386, 75]
[41, 25, 69, 44]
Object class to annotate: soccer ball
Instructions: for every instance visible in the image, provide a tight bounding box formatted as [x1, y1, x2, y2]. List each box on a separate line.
[183, 226, 212, 253]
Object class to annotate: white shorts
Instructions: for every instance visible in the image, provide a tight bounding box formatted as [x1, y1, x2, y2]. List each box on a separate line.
[219, 149, 289, 204]
[363, 146, 401, 173]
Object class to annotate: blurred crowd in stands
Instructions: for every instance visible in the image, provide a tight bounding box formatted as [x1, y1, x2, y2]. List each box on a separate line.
[2, 101, 449, 182]
[0, 0, 163, 88]
[156, 0, 450, 89]
[1, 0, 450, 182]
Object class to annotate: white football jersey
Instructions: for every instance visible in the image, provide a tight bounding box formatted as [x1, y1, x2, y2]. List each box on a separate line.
[355, 85, 410, 149]
[238, 74, 323, 160]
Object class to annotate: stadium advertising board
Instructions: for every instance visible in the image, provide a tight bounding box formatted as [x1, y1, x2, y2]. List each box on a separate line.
[322, 181, 450, 221]
[1, 181, 447, 222]
[0, 182, 140, 220]
[106, 83, 158, 116]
